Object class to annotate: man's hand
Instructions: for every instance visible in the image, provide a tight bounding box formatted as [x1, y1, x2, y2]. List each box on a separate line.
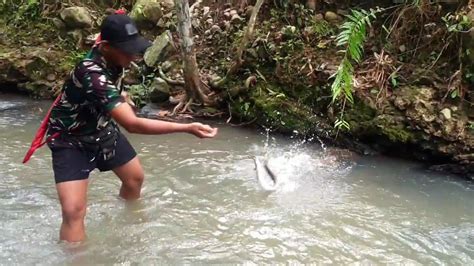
[188, 122, 218, 138]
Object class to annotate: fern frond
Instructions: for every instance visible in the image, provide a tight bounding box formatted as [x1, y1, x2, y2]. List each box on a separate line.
[330, 7, 382, 130]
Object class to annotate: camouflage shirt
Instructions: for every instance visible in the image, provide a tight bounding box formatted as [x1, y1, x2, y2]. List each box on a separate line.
[48, 48, 125, 136]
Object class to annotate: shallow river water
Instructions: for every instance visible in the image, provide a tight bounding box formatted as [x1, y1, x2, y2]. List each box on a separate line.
[0, 94, 473, 264]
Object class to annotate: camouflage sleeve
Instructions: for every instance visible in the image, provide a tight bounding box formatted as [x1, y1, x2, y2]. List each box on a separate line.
[81, 71, 125, 112]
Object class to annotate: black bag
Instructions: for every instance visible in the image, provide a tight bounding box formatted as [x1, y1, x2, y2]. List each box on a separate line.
[74, 123, 119, 161]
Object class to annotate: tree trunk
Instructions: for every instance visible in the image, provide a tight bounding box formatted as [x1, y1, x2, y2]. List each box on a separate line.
[175, 0, 210, 105]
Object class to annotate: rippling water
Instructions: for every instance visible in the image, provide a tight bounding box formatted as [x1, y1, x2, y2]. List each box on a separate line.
[0, 94, 473, 264]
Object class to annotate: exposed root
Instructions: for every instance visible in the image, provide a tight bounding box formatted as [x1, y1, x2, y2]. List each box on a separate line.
[171, 97, 194, 116]
[182, 98, 194, 112]
[158, 67, 185, 86]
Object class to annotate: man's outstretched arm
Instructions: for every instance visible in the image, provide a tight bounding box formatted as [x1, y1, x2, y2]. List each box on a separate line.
[110, 102, 218, 138]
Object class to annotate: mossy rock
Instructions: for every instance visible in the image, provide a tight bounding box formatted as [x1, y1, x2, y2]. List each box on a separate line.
[25, 56, 52, 80]
[60, 7, 93, 29]
[375, 116, 417, 143]
[21, 81, 55, 98]
[345, 99, 377, 129]
[231, 83, 328, 135]
[130, 0, 165, 26]
[345, 99, 419, 144]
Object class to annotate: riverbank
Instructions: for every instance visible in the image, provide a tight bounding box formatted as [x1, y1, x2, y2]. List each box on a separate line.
[0, 1, 472, 178]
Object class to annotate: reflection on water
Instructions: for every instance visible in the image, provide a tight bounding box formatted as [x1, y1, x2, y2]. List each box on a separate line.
[0, 94, 473, 264]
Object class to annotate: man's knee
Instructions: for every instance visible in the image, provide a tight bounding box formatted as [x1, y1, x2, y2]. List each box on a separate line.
[123, 172, 144, 189]
[61, 203, 86, 223]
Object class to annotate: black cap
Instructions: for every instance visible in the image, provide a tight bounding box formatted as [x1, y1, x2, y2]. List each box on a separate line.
[101, 14, 151, 56]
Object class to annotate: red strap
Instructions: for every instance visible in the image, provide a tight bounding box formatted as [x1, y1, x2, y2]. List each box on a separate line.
[22, 94, 62, 163]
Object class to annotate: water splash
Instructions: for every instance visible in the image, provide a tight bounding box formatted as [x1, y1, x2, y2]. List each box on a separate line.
[250, 129, 353, 193]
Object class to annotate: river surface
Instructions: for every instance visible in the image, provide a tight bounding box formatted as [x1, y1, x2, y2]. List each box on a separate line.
[0, 93, 473, 264]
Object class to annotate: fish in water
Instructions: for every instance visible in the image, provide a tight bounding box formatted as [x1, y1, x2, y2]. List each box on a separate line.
[254, 156, 278, 191]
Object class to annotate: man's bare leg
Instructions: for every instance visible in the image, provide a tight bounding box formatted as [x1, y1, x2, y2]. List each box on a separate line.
[56, 179, 88, 242]
[113, 156, 144, 200]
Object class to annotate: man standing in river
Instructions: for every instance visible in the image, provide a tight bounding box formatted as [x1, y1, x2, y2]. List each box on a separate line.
[46, 14, 218, 242]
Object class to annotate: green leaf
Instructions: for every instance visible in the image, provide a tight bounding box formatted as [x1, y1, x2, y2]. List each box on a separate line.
[451, 89, 459, 99]
[391, 76, 398, 87]
[335, 119, 351, 130]
[330, 7, 379, 129]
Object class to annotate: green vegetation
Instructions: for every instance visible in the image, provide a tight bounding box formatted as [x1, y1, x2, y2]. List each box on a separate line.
[331, 8, 381, 131]
[1, 0, 43, 26]
[59, 50, 88, 72]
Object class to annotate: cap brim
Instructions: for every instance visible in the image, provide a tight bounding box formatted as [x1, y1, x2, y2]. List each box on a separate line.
[112, 36, 152, 56]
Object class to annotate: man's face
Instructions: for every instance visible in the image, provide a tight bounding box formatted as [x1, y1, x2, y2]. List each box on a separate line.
[101, 43, 141, 68]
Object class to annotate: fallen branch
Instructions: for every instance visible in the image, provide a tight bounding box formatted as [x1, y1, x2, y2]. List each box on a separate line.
[182, 98, 194, 112]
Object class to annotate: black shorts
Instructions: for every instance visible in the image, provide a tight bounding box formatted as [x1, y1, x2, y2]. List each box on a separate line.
[48, 132, 137, 183]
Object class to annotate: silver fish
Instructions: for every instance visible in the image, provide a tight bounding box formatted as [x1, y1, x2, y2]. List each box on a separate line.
[254, 156, 278, 191]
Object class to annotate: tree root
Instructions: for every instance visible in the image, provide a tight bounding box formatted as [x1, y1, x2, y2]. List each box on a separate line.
[171, 97, 194, 116]
[158, 67, 185, 86]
